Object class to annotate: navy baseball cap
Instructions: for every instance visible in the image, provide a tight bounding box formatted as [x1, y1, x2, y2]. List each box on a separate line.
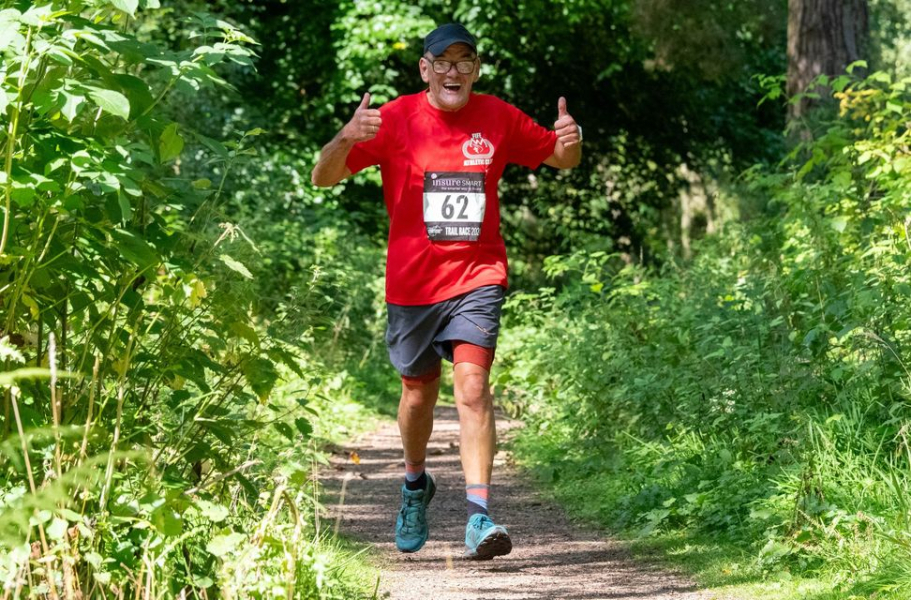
[423, 23, 477, 56]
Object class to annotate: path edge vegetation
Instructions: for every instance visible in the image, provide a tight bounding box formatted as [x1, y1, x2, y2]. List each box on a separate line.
[496, 65, 911, 600]
[2, 1, 911, 599]
[0, 2, 386, 598]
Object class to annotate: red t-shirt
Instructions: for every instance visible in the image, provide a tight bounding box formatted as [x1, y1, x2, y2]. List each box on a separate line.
[346, 91, 557, 305]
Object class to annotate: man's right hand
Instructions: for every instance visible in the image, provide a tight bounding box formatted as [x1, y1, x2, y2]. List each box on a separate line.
[311, 92, 380, 186]
[343, 93, 383, 143]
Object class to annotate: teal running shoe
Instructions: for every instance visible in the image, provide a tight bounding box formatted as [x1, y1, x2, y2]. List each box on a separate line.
[464, 513, 512, 560]
[395, 472, 436, 552]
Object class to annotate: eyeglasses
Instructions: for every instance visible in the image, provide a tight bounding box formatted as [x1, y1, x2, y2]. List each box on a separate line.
[425, 57, 477, 74]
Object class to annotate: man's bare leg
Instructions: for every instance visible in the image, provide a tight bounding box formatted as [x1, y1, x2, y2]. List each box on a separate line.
[452, 362, 495, 486]
[398, 377, 440, 475]
[395, 376, 440, 553]
[453, 361, 511, 559]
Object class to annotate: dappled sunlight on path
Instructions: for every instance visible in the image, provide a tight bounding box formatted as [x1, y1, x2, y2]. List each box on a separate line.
[322, 406, 714, 600]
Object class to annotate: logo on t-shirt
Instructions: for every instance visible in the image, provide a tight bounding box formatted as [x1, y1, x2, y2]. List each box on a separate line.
[462, 133, 494, 166]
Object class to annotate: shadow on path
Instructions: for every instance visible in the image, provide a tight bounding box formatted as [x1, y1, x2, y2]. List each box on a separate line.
[322, 405, 712, 600]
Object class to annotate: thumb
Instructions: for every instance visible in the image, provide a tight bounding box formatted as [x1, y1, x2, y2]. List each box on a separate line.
[557, 96, 568, 118]
[359, 92, 371, 110]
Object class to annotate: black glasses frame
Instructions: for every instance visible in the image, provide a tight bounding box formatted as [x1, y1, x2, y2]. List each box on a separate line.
[424, 57, 478, 75]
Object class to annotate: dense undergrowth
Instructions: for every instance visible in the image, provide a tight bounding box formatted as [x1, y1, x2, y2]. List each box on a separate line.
[0, 2, 386, 597]
[498, 68, 911, 596]
[3, 1, 909, 599]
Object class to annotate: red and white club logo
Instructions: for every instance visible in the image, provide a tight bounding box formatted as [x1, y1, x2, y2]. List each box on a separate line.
[462, 133, 494, 162]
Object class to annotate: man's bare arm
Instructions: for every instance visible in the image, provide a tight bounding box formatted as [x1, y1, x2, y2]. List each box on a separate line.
[543, 96, 582, 170]
[311, 93, 382, 187]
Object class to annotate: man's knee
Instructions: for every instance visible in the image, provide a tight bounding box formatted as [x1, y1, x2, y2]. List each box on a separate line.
[400, 370, 440, 412]
[454, 367, 492, 413]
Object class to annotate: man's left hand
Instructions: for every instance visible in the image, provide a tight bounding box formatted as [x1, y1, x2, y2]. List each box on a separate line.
[554, 97, 580, 148]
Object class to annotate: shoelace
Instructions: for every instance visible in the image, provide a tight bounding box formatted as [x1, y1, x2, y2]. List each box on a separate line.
[470, 516, 493, 531]
[399, 494, 425, 534]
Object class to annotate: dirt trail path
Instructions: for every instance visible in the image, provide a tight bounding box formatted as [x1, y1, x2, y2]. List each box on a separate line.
[322, 406, 710, 600]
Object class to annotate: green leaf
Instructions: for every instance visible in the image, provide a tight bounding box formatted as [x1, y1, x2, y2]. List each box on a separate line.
[831, 75, 851, 93]
[197, 500, 229, 523]
[86, 87, 130, 120]
[219, 254, 253, 279]
[294, 417, 312, 438]
[846, 59, 868, 74]
[0, 88, 10, 116]
[60, 90, 85, 121]
[229, 320, 259, 345]
[159, 123, 184, 163]
[0, 11, 24, 54]
[152, 508, 183, 537]
[85, 552, 103, 569]
[242, 357, 279, 402]
[109, 0, 139, 17]
[46, 518, 68, 540]
[117, 190, 132, 224]
[194, 132, 229, 159]
[112, 74, 154, 116]
[58, 509, 83, 522]
[206, 532, 245, 558]
[830, 217, 848, 233]
[266, 347, 303, 377]
[273, 422, 295, 440]
[110, 229, 158, 270]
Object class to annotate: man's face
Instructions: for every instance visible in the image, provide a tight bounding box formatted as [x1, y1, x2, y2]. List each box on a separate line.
[419, 42, 479, 112]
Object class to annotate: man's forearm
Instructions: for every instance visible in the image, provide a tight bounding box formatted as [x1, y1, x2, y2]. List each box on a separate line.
[311, 130, 356, 187]
[544, 139, 582, 170]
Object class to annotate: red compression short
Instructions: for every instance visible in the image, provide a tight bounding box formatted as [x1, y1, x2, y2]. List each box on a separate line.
[400, 341, 496, 385]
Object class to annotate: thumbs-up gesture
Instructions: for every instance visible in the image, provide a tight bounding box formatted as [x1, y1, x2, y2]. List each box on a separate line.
[344, 92, 383, 143]
[554, 97, 581, 148]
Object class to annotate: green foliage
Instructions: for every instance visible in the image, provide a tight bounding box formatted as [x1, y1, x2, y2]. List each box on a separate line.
[193, 0, 786, 276]
[0, 2, 381, 597]
[499, 68, 911, 594]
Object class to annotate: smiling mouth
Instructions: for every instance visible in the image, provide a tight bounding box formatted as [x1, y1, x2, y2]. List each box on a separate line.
[443, 83, 462, 92]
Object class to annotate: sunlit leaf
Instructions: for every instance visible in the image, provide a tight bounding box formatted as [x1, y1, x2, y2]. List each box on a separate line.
[86, 87, 130, 120]
[219, 254, 253, 279]
[109, 0, 139, 17]
[206, 532, 245, 558]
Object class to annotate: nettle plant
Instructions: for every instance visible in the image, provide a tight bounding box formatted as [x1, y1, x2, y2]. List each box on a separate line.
[0, 2, 322, 597]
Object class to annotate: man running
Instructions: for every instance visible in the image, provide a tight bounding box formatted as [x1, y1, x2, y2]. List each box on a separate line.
[311, 23, 581, 560]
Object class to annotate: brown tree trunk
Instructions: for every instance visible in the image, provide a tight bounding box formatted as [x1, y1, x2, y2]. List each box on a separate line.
[787, 0, 868, 122]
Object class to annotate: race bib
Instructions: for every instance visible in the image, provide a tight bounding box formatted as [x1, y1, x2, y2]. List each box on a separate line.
[423, 171, 486, 242]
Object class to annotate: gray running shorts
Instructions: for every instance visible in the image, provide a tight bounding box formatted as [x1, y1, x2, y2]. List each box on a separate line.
[386, 285, 506, 377]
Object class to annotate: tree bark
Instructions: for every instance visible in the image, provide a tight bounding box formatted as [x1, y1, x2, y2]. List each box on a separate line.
[787, 0, 868, 122]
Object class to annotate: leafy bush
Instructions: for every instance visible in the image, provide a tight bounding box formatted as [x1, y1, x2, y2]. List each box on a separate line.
[499, 66, 911, 592]
[0, 2, 380, 597]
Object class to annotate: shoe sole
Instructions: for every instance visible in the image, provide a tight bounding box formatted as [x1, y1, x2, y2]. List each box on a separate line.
[464, 530, 512, 561]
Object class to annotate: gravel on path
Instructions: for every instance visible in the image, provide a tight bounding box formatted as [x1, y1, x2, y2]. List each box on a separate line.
[321, 405, 713, 600]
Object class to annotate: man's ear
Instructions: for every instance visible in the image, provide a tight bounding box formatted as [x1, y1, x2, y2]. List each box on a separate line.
[473, 58, 481, 83]
[419, 58, 430, 84]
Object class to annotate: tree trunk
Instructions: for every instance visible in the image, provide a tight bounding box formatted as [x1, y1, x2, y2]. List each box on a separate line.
[787, 0, 868, 122]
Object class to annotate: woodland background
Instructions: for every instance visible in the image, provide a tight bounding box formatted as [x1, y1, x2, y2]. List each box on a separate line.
[1, 0, 911, 598]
